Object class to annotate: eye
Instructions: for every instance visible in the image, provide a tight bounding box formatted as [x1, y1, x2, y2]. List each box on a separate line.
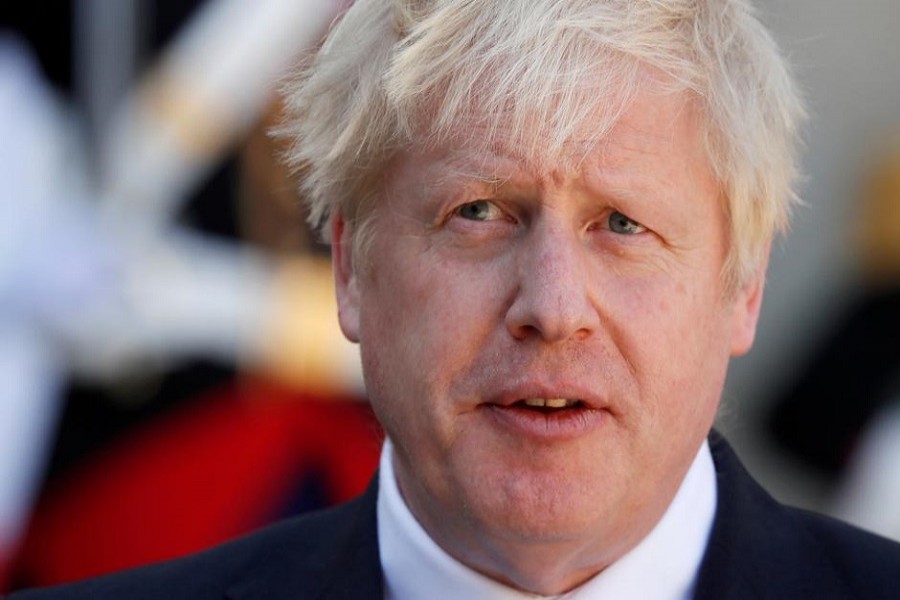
[607, 211, 646, 235]
[455, 200, 503, 221]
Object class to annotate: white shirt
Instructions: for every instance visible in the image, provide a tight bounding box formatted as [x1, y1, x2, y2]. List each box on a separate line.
[377, 439, 717, 600]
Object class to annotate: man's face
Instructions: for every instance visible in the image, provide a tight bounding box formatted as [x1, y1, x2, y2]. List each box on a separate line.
[333, 90, 765, 582]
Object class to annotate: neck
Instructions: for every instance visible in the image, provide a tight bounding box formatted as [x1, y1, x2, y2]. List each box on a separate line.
[423, 527, 638, 595]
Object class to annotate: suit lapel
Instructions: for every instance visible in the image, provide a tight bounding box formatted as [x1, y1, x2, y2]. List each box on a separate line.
[225, 478, 383, 600]
[314, 482, 384, 600]
[693, 432, 772, 599]
[693, 432, 844, 599]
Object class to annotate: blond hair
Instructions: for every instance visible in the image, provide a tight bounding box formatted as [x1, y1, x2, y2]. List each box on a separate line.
[280, 0, 805, 289]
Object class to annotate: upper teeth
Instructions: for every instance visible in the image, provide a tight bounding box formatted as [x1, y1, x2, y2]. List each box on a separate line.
[523, 398, 577, 408]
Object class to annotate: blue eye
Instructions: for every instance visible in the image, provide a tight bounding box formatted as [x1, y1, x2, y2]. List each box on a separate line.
[608, 211, 646, 234]
[456, 200, 501, 221]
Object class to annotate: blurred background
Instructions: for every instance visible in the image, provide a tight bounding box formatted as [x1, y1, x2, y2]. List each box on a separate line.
[1, 0, 382, 591]
[0, 0, 898, 593]
[721, 0, 900, 536]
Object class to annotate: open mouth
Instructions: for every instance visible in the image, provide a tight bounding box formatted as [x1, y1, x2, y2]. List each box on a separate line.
[511, 398, 585, 413]
[484, 396, 604, 438]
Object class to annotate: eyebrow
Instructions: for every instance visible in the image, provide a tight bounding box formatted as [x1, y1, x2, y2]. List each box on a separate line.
[426, 143, 674, 207]
[430, 153, 515, 192]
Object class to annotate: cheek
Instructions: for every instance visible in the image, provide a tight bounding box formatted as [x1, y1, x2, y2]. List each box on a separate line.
[384, 246, 507, 338]
[357, 247, 503, 413]
[604, 272, 732, 403]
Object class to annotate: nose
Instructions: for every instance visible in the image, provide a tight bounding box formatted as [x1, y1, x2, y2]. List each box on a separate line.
[504, 225, 601, 343]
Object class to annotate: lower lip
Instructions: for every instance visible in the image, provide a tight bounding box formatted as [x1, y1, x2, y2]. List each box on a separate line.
[483, 404, 608, 441]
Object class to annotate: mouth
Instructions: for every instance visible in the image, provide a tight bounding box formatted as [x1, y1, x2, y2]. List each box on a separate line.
[483, 396, 605, 440]
[513, 398, 585, 412]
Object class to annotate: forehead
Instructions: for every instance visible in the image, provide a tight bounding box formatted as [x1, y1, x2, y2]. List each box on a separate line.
[391, 89, 712, 193]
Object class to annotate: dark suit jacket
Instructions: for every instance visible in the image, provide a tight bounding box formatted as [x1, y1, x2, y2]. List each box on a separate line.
[8, 433, 900, 599]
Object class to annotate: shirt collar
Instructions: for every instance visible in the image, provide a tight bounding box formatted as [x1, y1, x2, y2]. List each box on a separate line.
[377, 438, 717, 600]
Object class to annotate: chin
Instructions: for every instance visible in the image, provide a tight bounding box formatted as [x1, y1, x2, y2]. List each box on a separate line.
[464, 466, 614, 543]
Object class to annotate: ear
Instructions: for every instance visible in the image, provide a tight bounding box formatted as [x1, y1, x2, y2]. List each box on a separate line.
[331, 213, 361, 343]
[729, 247, 770, 357]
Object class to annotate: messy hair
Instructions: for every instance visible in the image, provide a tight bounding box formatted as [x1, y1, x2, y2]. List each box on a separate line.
[280, 0, 805, 289]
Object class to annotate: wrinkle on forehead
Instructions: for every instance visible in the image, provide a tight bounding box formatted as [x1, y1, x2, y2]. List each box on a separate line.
[403, 88, 706, 192]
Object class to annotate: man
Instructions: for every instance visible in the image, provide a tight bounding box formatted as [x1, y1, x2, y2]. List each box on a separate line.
[9, 0, 900, 598]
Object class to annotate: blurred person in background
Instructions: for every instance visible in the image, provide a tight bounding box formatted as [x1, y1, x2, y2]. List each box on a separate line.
[768, 139, 900, 479]
[8, 1, 900, 599]
[3, 0, 380, 593]
[769, 138, 900, 541]
[7, 95, 383, 592]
